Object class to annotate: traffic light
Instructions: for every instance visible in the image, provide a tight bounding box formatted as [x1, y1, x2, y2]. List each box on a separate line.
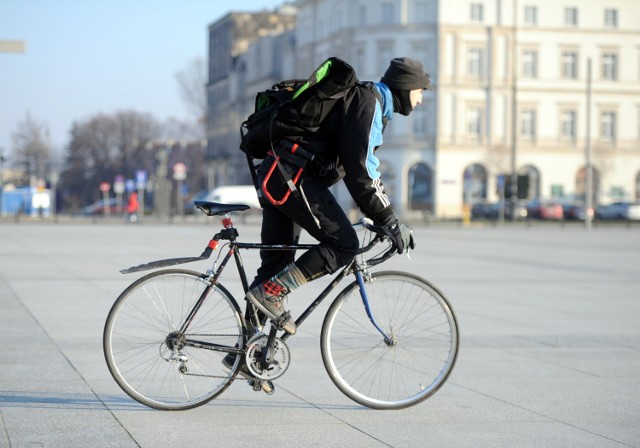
[517, 174, 529, 199]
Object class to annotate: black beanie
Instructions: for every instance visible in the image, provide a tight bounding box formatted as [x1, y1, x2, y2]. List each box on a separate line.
[381, 57, 431, 91]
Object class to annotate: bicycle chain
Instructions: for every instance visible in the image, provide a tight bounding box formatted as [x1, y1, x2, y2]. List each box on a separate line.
[184, 333, 240, 337]
[181, 371, 230, 379]
[179, 333, 243, 380]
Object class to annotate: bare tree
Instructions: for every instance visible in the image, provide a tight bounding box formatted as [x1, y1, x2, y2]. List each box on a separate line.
[11, 112, 51, 185]
[59, 110, 208, 212]
[175, 58, 207, 134]
[60, 111, 160, 210]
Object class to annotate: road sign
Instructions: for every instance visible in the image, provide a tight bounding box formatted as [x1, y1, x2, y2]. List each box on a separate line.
[173, 163, 187, 181]
[113, 175, 125, 194]
[135, 170, 147, 189]
[125, 179, 135, 193]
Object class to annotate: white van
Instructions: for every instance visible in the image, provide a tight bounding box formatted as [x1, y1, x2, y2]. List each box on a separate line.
[204, 185, 261, 209]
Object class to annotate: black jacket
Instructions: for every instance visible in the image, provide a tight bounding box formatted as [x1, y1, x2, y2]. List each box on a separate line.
[310, 81, 396, 225]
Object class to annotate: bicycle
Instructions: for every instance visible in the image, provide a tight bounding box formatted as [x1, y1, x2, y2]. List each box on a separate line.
[103, 200, 459, 411]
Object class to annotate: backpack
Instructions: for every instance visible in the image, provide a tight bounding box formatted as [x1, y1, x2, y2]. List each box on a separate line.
[239, 57, 359, 160]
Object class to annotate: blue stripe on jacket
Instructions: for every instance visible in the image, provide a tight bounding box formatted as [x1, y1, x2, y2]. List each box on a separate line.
[365, 82, 394, 180]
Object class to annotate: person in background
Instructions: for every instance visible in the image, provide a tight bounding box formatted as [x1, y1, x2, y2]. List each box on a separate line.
[127, 191, 139, 223]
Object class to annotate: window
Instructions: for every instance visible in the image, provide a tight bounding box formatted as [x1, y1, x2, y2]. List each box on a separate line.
[413, 1, 430, 23]
[602, 52, 618, 80]
[470, 3, 484, 22]
[381, 2, 394, 23]
[561, 110, 577, 141]
[564, 7, 578, 26]
[604, 8, 618, 27]
[377, 42, 394, 74]
[357, 4, 367, 26]
[522, 50, 538, 78]
[551, 185, 564, 198]
[412, 42, 429, 72]
[524, 5, 537, 25]
[468, 48, 484, 77]
[601, 111, 616, 141]
[463, 164, 488, 203]
[467, 106, 483, 138]
[609, 186, 624, 199]
[521, 109, 536, 139]
[408, 163, 434, 211]
[562, 51, 578, 79]
[355, 47, 365, 75]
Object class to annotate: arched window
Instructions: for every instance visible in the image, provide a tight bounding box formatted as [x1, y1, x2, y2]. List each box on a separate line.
[407, 163, 433, 211]
[518, 165, 540, 200]
[462, 164, 487, 204]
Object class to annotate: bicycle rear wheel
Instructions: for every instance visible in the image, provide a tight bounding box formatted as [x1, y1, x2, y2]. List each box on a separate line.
[103, 269, 244, 410]
[321, 271, 458, 410]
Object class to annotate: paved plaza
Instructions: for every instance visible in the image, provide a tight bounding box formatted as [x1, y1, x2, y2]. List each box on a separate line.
[1, 218, 639, 447]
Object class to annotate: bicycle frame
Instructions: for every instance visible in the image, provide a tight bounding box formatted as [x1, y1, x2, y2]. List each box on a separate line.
[181, 214, 395, 351]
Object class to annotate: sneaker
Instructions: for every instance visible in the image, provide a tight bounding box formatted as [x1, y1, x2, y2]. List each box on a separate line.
[246, 282, 296, 335]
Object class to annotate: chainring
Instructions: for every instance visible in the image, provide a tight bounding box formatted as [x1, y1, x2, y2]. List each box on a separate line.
[245, 333, 290, 380]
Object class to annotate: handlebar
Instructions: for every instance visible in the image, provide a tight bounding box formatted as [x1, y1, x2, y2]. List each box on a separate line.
[353, 218, 398, 267]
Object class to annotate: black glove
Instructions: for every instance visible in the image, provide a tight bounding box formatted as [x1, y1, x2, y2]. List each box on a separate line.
[382, 220, 415, 254]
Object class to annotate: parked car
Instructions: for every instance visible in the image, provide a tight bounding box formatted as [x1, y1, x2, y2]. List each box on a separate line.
[596, 201, 640, 220]
[470, 202, 492, 220]
[470, 201, 528, 221]
[629, 203, 640, 220]
[203, 185, 261, 209]
[526, 199, 564, 220]
[561, 202, 587, 221]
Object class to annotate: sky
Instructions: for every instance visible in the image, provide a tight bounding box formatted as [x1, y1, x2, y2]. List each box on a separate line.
[0, 0, 287, 157]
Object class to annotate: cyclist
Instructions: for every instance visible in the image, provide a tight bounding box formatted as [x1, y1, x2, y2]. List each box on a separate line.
[246, 57, 430, 335]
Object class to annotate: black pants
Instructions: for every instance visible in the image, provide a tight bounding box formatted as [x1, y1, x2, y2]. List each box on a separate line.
[252, 157, 359, 287]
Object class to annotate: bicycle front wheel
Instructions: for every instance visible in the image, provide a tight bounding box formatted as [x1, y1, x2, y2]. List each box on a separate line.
[321, 271, 459, 410]
[103, 269, 244, 410]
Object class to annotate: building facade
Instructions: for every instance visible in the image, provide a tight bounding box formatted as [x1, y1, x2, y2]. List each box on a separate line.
[207, 0, 640, 219]
[206, 8, 296, 188]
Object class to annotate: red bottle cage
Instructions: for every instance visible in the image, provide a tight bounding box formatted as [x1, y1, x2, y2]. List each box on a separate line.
[261, 143, 304, 206]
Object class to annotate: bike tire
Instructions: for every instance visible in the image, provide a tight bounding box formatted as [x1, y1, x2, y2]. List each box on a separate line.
[103, 269, 244, 410]
[321, 271, 459, 410]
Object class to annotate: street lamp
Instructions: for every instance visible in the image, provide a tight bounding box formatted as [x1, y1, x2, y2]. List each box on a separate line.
[510, 0, 519, 220]
[0, 150, 6, 217]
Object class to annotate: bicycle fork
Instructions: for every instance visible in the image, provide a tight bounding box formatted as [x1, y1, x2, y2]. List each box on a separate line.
[354, 271, 397, 346]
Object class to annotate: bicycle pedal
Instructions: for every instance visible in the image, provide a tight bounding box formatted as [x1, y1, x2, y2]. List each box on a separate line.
[273, 311, 296, 334]
[274, 311, 290, 326]
[248, 378, 275, 395]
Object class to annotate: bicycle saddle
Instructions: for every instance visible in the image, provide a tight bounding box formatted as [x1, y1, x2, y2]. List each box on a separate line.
[194, 200, 251, 216]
